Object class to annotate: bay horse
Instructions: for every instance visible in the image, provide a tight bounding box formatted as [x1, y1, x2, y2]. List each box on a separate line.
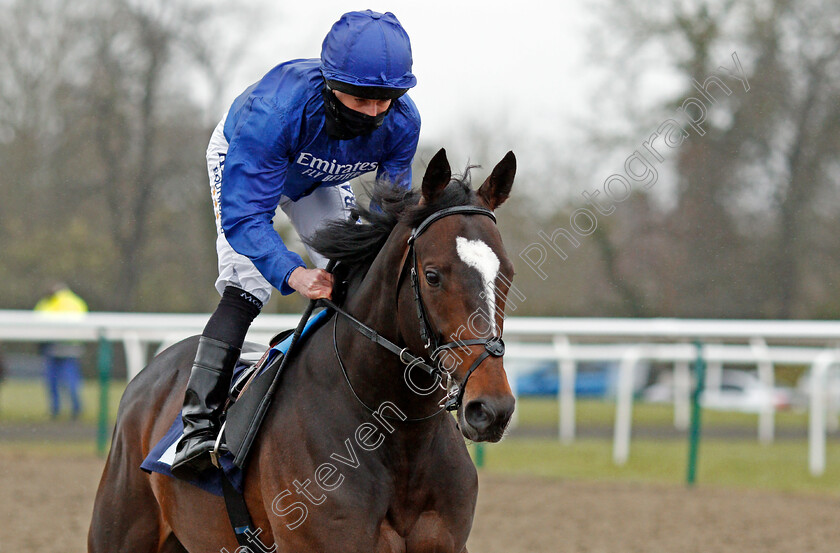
[89, 148, 517, 553]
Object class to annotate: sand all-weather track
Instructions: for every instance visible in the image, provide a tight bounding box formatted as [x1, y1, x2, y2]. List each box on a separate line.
[2, 449, 840, 553]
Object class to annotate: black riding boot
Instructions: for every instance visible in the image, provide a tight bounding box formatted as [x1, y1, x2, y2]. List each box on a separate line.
[170, 336, 240, 479]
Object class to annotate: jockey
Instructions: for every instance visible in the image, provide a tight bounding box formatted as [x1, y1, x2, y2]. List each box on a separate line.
[172, 10, 420, 478]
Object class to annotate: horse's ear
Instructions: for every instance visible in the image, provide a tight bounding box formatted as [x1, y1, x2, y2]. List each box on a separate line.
[420, 148, 451, 206]
[477, 151, 516, 210]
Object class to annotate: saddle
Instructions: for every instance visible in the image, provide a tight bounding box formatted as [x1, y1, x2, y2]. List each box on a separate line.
[229, 331, 293, 404]
[218, 310, 332, 468]
[207, 330, 291, 462]
[223, 262, 352, 463]
[139, 308, 332, 496]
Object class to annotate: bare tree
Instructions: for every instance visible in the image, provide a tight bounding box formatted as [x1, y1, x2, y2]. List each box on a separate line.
[0, 0, 91, 305]
[0, 0, 246, 311]
[591, 0, 840, 318]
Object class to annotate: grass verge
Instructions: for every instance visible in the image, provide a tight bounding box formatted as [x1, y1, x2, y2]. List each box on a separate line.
[0, 378, 126, 424]
[470, 437, 840, 495]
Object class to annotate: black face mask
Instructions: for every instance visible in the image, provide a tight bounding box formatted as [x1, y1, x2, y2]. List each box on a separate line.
[323, 87, 392, 140]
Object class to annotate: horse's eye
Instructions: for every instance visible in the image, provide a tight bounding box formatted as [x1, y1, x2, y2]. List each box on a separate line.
[425, 269, 441, 286]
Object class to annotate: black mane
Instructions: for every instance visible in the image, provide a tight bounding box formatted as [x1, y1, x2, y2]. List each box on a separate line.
[306, 169, 477, 274]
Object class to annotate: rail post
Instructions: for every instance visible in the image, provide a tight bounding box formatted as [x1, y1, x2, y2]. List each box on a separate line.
[612, 347, 641, 465]
[750, 337, 775, 443]
[809, 350, 835, 476]
[686, 341, 706, 486]
[96, 332, 113, 456]
[474, 443, 485, 468]
[554, 336, 576, 443]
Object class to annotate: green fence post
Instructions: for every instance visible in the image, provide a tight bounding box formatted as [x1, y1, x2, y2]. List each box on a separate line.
[474, 443, 485, 468]
[686, 340, 706, 487]
[96, 333, 113, 456]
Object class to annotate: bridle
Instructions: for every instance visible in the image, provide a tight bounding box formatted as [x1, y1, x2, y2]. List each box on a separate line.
[405, 205, 507, 409]
[322, 204, 506, 418]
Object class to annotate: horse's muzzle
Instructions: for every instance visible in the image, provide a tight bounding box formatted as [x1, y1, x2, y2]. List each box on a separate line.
[461, 395, 515, 442]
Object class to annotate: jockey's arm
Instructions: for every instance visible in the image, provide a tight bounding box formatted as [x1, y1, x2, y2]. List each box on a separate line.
[220, 98, 306, 296]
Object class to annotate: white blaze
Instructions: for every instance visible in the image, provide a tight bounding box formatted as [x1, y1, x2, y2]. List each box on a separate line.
[456, 236, 500, 334]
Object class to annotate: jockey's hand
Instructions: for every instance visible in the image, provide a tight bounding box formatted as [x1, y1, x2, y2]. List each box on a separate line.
[288, 267, 333, 300]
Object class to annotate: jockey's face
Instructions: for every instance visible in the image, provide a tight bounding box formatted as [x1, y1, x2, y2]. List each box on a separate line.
[333, 90, 392, 117]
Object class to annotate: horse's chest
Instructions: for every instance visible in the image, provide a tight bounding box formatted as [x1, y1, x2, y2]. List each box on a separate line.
[372, 466, 478, 552]
[375, 511, 463, 553]
[260, 457, 476, 553]
[260, 403, 477, 552]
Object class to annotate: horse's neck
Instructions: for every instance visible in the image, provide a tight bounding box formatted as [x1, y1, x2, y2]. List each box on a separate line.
[341, 223, 407, 339]
[334, 226, 443, 422]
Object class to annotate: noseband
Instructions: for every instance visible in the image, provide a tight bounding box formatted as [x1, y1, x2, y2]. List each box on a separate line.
[323, 204, 506, 416]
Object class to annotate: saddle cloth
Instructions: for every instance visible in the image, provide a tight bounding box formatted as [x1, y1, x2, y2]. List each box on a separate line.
[140, 309, 332, 496]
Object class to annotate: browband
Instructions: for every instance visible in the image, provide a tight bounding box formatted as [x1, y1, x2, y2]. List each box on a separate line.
[408, 206, 496, 244]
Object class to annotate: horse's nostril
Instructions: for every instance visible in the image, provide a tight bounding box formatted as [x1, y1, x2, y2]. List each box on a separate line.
[499, 395, 515, 423]
[465, 400, 494, 431]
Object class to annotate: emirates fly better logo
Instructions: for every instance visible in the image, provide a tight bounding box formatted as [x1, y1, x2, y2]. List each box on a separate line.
[294, 151, 380, 182]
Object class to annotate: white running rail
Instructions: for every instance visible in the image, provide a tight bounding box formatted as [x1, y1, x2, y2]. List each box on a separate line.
[1, 310, 838, 474]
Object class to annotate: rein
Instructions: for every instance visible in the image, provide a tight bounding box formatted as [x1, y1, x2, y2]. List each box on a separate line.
[329, 313, 445, 422]
[322, 204, 506, 417]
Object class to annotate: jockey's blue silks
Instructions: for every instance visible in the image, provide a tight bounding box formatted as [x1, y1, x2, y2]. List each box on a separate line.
[219, 60, 419, 295]
[217, 10, 418, 297]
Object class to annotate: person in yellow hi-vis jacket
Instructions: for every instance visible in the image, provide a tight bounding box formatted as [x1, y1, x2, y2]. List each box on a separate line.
[34, 283, 88, 419]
